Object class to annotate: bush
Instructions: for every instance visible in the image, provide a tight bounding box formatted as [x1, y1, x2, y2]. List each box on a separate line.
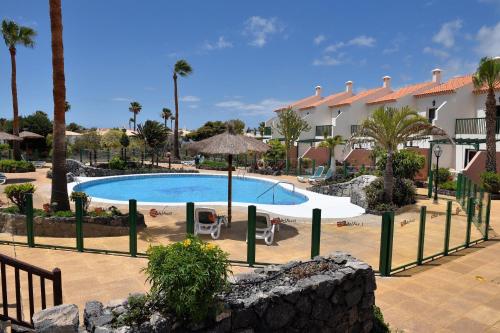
[365, 177, 416, 211]
[0, 160, 35, 173]
[481, 171, 500, 193]
[372, 305, 390, 332]
[377, 150, 425, 180]
[70, 191, 91, 211]
[109, 156, 127, 170]
[301, 158, 312, 169]
[440, 180, 457, 191]
[4, 183, 36, 213]
[145, 236, 230, 323]
[435, 167, 451, 184]
[114, 294, 151, 328]
[52, 210, 75, 218]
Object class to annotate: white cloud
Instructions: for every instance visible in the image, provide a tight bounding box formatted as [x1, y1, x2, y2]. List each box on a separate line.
[180, 95, 200, 103]
[312, 55, 342, 66]
[433, 19, 462, 48]
[324, 42, 345, 53]
[243, 16, 284, 47]
[476, 22, 500, 56]
[423, 46, 450, 59]
[313, 34, 326, 45]
[324, 35, 375, 53]
[111, 97, 131, 102]
[203, 36, 233, 50]
[215, 98, 292, 116]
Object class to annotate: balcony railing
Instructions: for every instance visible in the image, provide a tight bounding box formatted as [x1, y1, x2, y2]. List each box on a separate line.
[351, 125, 361, 135]
[315, 125, 332, 137]
[264, 127, 272, 136]
[455, 117, 500, 135]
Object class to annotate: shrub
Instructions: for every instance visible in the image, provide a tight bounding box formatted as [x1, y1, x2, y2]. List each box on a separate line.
[114, 294, 151, 328]
[52, 210, 75, 218]
[109, 156, 127, 170]
[365, 177, 416, 210]
[377, 150, 425, 180]
[481, 171, 500, 193]
[0, 144, 9, 151]
[0, 160, 35, 173]
[4, 183, 36, 214]
[301, 158, 312, 169]
[440, 180, 457, 191]
[145, 236, 230, 323]
[372, 305, 390, 332]
[70, 191, 91, 211]
[434, 167, 451, 184]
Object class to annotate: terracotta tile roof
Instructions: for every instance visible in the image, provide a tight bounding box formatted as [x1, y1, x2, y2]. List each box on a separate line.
[414, 75, 473, 98]
[329, 87, 389, 107]
[274, 94, 322, 112]
[366, 81, 436, 105]
[473, 81, 500, 94]
[300, 91, 352, 110]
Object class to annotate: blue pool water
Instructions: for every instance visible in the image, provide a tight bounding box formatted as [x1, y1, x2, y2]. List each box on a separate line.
[74, 174, 308, 205]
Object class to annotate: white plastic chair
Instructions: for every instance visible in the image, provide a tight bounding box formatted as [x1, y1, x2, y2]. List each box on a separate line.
[194, 207, 227, 240]
[252, 212, 279, 246]
[0, 173, 6, 185]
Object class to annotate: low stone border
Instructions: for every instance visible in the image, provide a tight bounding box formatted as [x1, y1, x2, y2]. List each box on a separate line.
[0, 211, 145, 238]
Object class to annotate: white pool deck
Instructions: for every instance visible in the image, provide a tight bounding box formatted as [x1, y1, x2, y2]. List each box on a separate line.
[69, 173, 365, 219]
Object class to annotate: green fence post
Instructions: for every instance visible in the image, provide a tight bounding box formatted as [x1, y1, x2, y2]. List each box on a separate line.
[456, 173, 462, 200]
[75, 196, 84, 252]
[444, 201, 452, 255]
[25, 194, 34, 248]
[427, 170, 433, 198]
[186, 202, 195, 235]
[247, 205, 256, 267]
[343, 161, 347, 177]
[312, 159, 316, 176]
[478, 189, 484, 225]
[484, 193, 491, 241]
[461, 175, 467, 207]
[129, 199, 137, 257]
[311, 208, 321, 259]
[417, 206, 427, 265]
[379, 211, 394, 276]
[465, 196, 474, 247]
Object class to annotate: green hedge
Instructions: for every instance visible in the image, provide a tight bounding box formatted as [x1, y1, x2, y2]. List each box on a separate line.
[0, 160, 35, 173]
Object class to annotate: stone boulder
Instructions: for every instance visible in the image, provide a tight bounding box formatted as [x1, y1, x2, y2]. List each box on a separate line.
[308, 175, 377, 208]
[32, 304, 79, 333]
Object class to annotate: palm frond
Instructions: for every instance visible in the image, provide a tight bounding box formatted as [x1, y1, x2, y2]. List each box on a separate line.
[174, 59, 193, 77]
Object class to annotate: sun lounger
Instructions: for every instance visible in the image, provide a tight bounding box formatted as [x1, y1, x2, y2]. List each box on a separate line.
[297, 165, 324, 183]
[308, 167, 334, 185]
[33, 161, 46, 168]
[247, 212, 279, 246]
[0, 173, 6, 185]
[194, 207, 228, 240]
[181, 160, 195, 166]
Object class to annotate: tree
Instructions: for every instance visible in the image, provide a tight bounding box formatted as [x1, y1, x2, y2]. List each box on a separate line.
[65, 101, 71, 112]
[264, 139, 286, 162]
[354, 106, 434, 203]
[319, 135, 344, 168]
[137, 120, 169, 165]
[173, 59, 193, 159]
[161, 108, 172, 128]
[48, 0, 70, 211]
[72, 131, 101, 151]
[129, 101, 142, 131]
[258, 122, 266, 137]
[226, 119, 245, 134]
[100, 129, 123, 149]
[186, 121, 226, 141]
[275, 108, 311, 172]
[1, 19, 37, 160]
[473, 57, 500, 173]
[376, 149, 425, 180]
[23, 111, 53, 137]
[66, 122, 84, 132]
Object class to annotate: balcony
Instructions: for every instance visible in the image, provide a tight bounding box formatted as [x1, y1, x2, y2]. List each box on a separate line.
[351, 125, 361, 135]
[315, 125, 332, 137]
[264, 126, 272, 136]
[455, 117, 500, 135]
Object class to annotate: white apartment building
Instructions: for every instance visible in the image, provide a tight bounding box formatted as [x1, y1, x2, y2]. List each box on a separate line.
[266, 69, 500, 173]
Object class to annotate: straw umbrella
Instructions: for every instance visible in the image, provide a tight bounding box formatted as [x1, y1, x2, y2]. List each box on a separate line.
[19, 131, 44, 158]
[0, 131, 22, 141]
[189, 131, 269, 224]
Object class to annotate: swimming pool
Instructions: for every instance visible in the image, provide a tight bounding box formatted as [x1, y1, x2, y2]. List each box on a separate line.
[73, 174, 308, 205]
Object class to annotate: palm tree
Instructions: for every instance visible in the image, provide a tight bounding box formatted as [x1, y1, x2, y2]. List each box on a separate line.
[258, 121, 266, 137]
[161, 108, 172, 128]
[354, 106, 435, 203]
[49, 0, 70, 211]
[65, 101, 71, 112]
[129, 101, 142, 131]
[137, 120, 169, 166]
[1, 20, 36, 160]
[319, 135, 344, 168]
[128, 117, 134, 130]
[473, 57, 500, 172]
[173, 59, 193, 158]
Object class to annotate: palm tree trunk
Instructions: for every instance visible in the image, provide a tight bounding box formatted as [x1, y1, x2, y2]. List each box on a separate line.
[173, 73, 180, 159]
[384, 149, 394, 203]
[485, 88, 497, 172]
[9, 47, 21, 161]
[133, 113, 137, 131]
[49, 0, 70, 211]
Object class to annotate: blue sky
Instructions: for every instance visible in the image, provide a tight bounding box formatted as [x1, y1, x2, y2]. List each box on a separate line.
[1, 0, 500, 130]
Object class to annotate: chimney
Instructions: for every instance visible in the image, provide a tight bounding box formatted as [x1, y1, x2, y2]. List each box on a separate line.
[345, 81, 353, 94]
[432, 68, 442, 84]
[315, 85, 322, 96]
[382, 76, 391, 89]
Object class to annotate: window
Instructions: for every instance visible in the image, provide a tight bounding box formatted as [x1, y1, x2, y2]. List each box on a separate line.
[428, 108, 436, 122]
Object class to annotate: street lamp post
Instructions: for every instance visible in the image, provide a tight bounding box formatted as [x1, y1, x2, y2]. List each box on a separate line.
[433, 145, 443, 204]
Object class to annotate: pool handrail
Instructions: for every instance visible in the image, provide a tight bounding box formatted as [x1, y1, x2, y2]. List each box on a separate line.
[256, 181, 295, 204]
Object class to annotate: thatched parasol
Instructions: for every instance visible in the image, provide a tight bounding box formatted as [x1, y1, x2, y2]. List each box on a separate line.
[189, 131, 269, 224]
[19, 131, 44, 139]
[0, 131, 22, 141]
